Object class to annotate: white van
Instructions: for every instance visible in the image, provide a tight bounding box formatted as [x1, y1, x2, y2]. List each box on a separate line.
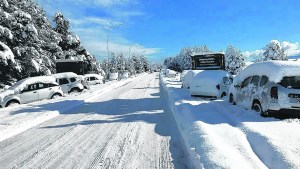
[229, 61, 300, 116]
[189, 70, 232, 99]
[52, 72, 84, 93]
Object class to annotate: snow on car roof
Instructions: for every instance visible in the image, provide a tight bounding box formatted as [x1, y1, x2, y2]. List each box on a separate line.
[52, 72, 78, 79]
[191, 70, 231, 84]
[0, 76, 57, 100]
[235, 60, 300, 84]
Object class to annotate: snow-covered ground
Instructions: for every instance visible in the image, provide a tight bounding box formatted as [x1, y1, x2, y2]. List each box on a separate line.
[161, 74, 300, 169]
[0, 73, 187, 169]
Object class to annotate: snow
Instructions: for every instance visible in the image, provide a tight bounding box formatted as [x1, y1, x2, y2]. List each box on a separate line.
[161, 73, 300, 168]
[235, 60, 300, 84]
[166, 69, 176, 77]
[0, 76, 57, 101]
[0, 25, 13, 40]
[189, 70, 231, 97]
[182, 70, 203, 88]
[180, 70, 189, 82]
[0, 73, 186, 168]
[31, 59, 40, 72]
[0, 41, 15, 65]
[84, 73, 103, 80]
[52, 72, 78, 79]
[109, 72, 118, 80]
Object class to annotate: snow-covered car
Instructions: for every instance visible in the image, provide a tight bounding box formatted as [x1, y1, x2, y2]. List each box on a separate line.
[189, 70, 233, 99]
[52, 72, 84, 93]
[229, 61, 300, 116]
[84, 74, 104, 85]
[121, 71, 130, 79]
[180, 70, 189, 82]
[166, 69, 177, 77]
[182, 70, 203, 88]
[77, 75, 90, 90]
[0, 76, 63, 108]
[109, 72, 118, 81]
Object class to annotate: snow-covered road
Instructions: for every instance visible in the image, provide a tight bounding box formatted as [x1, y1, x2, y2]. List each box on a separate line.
[0, 73, 186, 169]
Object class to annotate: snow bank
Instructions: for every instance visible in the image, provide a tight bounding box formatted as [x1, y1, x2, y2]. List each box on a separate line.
[166, 69, 176, 77]
[52, 72, 78, 79]
[161, 74, 300, 168]
[235, 60, 300, 84]
[121, 72, 129, 79]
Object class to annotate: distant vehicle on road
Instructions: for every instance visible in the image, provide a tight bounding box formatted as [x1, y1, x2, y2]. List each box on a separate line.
[229, 61, 300, 116]
[189, 70, 232, 99]
[52, 72, 84, 93]
[84, 74, 104, 85]
[0, 76, 63, 108]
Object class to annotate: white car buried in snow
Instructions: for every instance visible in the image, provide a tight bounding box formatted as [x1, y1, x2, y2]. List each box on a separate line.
[52, 72, 84, 93]
[84, 74, 104, 85]
[182, 70, 203, 89]
[0, 76, 63, 108]
[189, 70, 233, 99]
[229, 60, 300, 117]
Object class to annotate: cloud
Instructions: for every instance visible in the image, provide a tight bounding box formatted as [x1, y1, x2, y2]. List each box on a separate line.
[242, 49, 264, 61]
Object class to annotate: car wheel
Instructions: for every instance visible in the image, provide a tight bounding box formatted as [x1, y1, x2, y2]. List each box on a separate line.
[229, 94, 236, 105]
[252, 101, 268, 117]
[51, 93, 62, 99]
[6, 100, 20, 107]
[221, 92, 226, 98]
[71, 88, 80, 93]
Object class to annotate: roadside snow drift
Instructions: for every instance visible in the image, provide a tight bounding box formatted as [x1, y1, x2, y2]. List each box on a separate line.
[161, 73, 300, 169]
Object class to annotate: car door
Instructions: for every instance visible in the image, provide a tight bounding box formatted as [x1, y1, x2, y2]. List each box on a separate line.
[248, 75, 260, 102]
[57, 78, 70, 93]
[37, 83, 53, 100]
[237, 76, 252, 104]
[89, 76, 97, 85]
[20, 83, 39, 103]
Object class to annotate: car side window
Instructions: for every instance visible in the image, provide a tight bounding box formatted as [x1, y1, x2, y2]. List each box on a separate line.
[70, 77, 77, 82]
[260, 76, 269, 87]
[58, 78, 69, 85]
[23, 84, 38, 92]
[38, 83, 48, 89]
[241, 76, 252, 88]
[90, 77, 96, 81]
[250, 75, 260, 86]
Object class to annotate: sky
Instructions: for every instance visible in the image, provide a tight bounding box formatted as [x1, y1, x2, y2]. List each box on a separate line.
[36, 0, 300, 63]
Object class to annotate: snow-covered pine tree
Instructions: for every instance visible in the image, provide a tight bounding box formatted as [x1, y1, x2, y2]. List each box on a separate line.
[263, 40, 287, 61]
[225, 45, 245, 75]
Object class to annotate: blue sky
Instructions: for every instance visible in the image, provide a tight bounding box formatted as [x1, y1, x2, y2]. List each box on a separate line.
[37, 0, 300, 62]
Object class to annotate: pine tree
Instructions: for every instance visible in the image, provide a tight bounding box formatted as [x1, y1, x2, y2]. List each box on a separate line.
[263, 40, 287, 61]
[225, 46, 245, 75]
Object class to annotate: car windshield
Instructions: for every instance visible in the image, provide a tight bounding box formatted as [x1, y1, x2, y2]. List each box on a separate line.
[279, 76, 300, 89]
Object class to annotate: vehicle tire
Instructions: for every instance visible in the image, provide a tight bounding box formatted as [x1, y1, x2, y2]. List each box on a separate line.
[229, 94, 236, 105]
[51, 93, 62, 99]
[6, 100, 20, 107]
[252, 101, 268, 117]
[221, 92, 226, 98]
[70, 88, 80, 93]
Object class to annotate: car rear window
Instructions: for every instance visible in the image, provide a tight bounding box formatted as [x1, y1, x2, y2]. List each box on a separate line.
[279, 76, 300, 89]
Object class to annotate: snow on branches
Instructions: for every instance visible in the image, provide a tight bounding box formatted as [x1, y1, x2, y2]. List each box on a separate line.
[225, 46, 245, 75]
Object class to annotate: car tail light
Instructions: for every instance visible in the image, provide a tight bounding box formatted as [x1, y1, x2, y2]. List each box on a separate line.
[270, 86, 278, 99]
[216, 84, 220, 90]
